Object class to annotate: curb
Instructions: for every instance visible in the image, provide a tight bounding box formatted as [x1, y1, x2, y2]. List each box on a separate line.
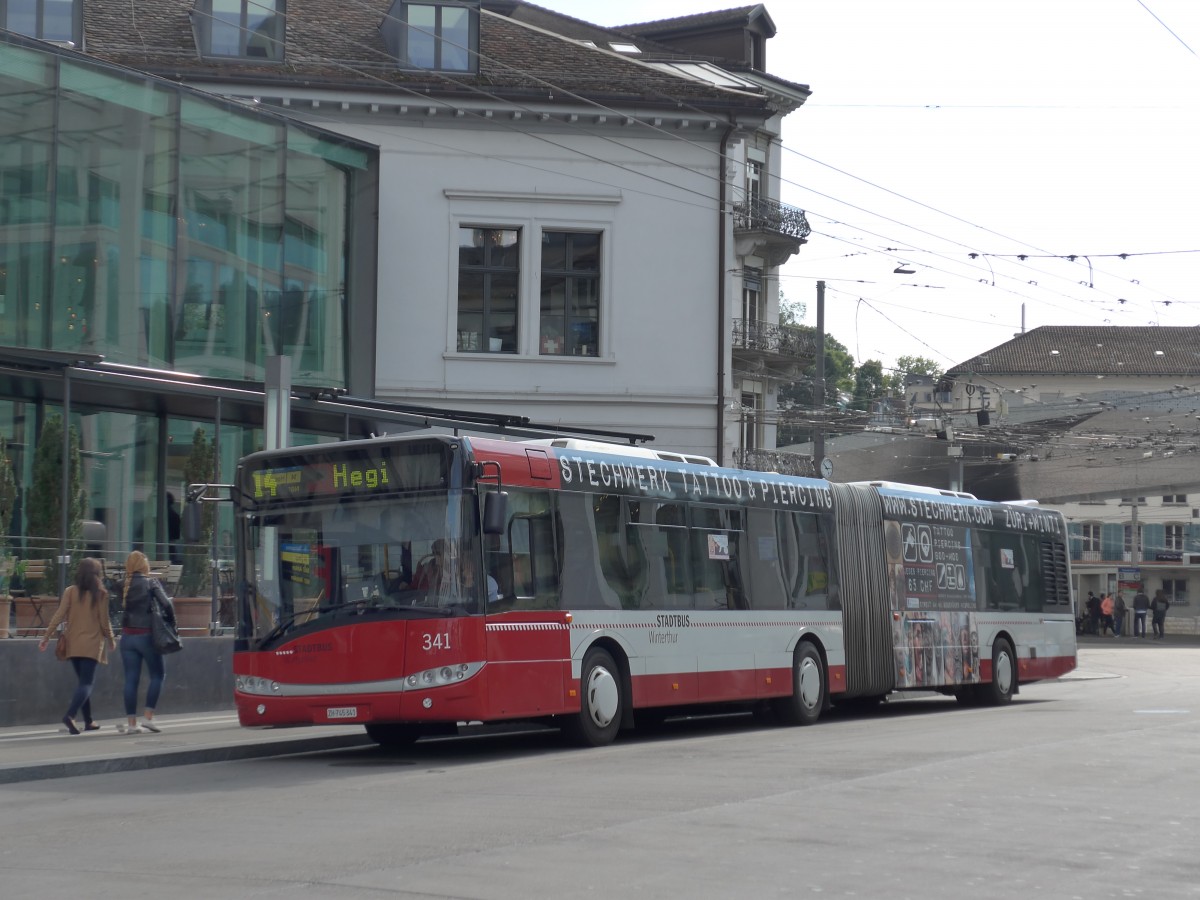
[0, 732, 375, 786]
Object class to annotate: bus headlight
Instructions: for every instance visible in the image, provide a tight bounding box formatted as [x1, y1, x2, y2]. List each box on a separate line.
[400, 661, 483, 690]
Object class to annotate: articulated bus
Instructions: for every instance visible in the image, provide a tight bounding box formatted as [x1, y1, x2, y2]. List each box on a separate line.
[230, 434, 1076, 746]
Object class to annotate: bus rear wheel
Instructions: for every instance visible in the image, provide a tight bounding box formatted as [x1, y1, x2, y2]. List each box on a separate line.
[978, 638, 1016, 706]
[365, 723, 422, 748]
[563, 647, 622, 747]
[772, 642, 825, 726]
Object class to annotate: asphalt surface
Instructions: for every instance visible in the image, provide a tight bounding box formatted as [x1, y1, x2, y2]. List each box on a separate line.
[3, 630, 1196, 786]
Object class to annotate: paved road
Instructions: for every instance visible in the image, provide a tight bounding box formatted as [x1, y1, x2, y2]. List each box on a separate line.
[1, 643, 1197, 899]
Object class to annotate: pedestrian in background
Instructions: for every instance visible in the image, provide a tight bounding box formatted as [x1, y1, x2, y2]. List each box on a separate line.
[1133, 588, 1150, 638]
[1085, 593, 1101, 635]
[119, 550, 172, 733]
[38, 558, 116, 735]
[1150, 589, 1170, 640]
[1113, 592, 1127, 638]
[1100, 593, 1115, 635]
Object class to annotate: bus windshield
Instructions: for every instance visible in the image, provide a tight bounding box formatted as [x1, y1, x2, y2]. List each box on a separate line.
[242, 491, 484, 645]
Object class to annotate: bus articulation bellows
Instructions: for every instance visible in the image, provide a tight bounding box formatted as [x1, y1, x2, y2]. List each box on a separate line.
[230, 434, 1077, 746]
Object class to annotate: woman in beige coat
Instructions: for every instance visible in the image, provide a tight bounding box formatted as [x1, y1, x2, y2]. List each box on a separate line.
[38, 558, 116, 735]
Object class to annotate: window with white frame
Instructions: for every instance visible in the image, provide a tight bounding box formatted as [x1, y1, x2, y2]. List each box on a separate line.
[1124, 524, 1143, 556]
[3, 0, 78, 44]
[742, 267, 762, 324]
[1081, 523, 1101, 553]
[1165, 524, 1184, 551]
[1163, 493, 1187, 504]
[740, 383, 764, 452]
[382, 0, 478, 72]
[539, 231, 599, 357]
[192, 0, 286, 60]
[457, 227, 519, 353]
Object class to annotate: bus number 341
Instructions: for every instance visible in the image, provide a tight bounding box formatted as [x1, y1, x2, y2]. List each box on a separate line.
[422, 632, 452, 651]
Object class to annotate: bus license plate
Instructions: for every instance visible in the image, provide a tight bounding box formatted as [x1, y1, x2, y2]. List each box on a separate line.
[326, 706, 358, 720]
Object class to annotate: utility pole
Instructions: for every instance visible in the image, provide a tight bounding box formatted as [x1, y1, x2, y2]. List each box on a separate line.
[813, 280, 826, 475]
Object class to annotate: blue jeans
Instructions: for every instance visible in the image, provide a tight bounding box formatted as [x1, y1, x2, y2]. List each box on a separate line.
[121, 632, 165, 716]
[1133, 611, 1147, 637]
[67, 657, 100, 722]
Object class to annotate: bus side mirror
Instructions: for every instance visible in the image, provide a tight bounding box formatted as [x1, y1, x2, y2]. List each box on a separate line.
[483, 492, 508, 535]
[182, 501, 203, 544]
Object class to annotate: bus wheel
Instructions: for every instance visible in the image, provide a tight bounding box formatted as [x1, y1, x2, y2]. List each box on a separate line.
[773, 642, 825, 726]
[365, 723, 421, 747]
[980, 639, 1016, 706]
[563, 648, 622, 747]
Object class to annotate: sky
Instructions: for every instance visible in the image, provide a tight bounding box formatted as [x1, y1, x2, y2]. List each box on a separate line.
[530, 0, 1199, 375]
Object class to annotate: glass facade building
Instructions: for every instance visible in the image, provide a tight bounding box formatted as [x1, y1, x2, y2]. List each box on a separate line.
[0, 31, 379, 600]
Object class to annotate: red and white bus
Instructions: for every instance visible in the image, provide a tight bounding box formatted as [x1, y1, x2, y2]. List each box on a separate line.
[230, 434, 1076, 746]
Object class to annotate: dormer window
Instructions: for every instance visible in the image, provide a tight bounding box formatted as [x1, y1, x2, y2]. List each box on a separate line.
[2, 0, 81, 46]
[382, 0, 478, 73]
[191, 0, 286, 61]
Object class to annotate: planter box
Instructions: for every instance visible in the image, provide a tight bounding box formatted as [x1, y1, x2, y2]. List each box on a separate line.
[172, 596, 216, 632]
[12, 595, 59, 637]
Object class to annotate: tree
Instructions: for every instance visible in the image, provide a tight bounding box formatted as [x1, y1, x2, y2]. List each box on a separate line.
[179, 427, 216, 596]
[0, 435, 16, 547]
[852, 359, 888, 411]
[887, 355, 944, 394]
[27, 414, 86, 594]
[777, 327, 855, 446]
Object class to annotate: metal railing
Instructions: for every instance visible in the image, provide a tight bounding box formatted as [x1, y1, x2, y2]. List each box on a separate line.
[732, 318, 816, 358]
[731, 197, 812, 241]
[733, 447, 816, 477]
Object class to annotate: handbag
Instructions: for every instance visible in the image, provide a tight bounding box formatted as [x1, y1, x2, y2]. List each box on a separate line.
[148, 580, 183, 655]
[55, 623, 70, 661]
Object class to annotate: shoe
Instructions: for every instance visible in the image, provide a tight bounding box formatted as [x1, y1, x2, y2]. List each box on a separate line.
[119, 723, 142, 734]
[83, 723, 101, 732]
[62, 716, 81, 736]
[141, 720, 162, 733]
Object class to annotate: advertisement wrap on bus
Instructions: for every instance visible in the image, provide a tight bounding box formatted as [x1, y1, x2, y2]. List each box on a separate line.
[226, 434, 1076, 747]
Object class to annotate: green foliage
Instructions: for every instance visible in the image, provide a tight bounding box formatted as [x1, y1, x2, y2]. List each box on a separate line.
[852, 359, 888, 410]
[887, 355, 944, 393]
[777, 327, 856, 446]
[0, 435, 16, 550]
[179, 427, 216, 595]
[27, 415, 86, 594]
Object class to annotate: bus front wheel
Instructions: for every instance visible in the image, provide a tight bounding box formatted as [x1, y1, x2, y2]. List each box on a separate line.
[979, 639, 1016, 705]
[773, 642, 825, 726]
[563, 647, 622, 747]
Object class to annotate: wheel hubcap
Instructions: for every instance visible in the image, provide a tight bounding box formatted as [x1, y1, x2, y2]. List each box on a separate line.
[586, 666, 619, 728]
[996, 651, 1013, 694]
[798, 657, 821, 710]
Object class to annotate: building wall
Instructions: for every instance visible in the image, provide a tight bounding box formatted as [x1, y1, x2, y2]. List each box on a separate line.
[279, 111, 740, 458]
[950, 374, 1181, 414]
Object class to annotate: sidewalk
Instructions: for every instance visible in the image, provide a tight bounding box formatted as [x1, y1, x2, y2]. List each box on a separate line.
[0, 711, 373, 785]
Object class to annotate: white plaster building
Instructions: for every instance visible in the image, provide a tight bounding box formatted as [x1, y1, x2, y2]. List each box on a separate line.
[81, 1, 811, 464]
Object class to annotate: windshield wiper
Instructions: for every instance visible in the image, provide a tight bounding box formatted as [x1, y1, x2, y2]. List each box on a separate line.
[257, 598, 455, 646]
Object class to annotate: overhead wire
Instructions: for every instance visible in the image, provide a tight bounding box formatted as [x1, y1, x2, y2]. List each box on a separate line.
[184, 1, 1193, 377]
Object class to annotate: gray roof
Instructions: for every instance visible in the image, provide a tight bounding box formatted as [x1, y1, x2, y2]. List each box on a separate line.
[78, 0, 779, 114]
[621, 5, 775, 38]
[948, 326, 1200, 378]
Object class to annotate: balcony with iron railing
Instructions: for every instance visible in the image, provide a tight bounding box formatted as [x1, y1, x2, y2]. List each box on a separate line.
[732, 447, 816, 477]
[732, 198, 811, 266]
[733, 318, 815, 359]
